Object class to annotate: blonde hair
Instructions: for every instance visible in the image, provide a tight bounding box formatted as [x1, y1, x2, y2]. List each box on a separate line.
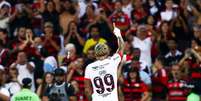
[94, 43, 109, 58]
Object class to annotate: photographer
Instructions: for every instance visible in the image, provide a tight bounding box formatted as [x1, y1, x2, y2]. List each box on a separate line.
[42, 68, 76, 101]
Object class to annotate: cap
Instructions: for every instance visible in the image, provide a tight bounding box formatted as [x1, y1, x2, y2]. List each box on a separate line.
[22, 78, 32, 87]
[54, 68, 65, 76]
[44, 22, 53, 28]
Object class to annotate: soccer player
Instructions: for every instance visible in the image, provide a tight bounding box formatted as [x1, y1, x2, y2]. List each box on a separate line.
[84, 23, 124, 101]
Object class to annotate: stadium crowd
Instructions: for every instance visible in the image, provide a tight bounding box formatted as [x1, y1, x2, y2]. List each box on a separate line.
[0, 0, 201, 101]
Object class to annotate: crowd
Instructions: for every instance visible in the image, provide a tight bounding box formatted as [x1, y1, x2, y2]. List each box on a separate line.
[0, 0, 201, 101]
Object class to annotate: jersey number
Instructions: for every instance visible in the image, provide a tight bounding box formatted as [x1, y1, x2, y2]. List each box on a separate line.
[93, 74, 115, 94]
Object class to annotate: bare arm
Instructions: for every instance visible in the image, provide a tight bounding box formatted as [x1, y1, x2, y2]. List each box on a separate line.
[113, 23, 125, 54]
[53, 0, 61, 13]
[69, 96, 77, 101]
[66, 69, 75, 82]
[75, 32, 85, 46]
[141, 91, 150, 101]
[191, 49, 201, 62]
[0, 93, 9, 101]
[26, 62, 34, 73]
[36, 85, 42, 97]
[42, 96, 49, 101]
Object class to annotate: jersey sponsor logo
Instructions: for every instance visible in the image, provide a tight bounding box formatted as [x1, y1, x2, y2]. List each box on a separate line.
[92, 63, 109, 71]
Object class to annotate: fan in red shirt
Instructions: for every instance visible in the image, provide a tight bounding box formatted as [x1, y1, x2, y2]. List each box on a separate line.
[119, 67, 149, 101]
[42, 22, 60, 57]
[131, 0, 148, 24]
[167, 64, 189, 101]
[152, 56, 168, 101]
[109, 1, 131, 36]
[66, 58, 87, 101]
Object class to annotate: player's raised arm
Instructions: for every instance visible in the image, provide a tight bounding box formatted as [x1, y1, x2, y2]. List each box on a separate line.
[113, 23, 125, 54]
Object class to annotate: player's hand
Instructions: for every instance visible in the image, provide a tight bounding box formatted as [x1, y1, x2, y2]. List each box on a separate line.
[113, 23, 121, 37]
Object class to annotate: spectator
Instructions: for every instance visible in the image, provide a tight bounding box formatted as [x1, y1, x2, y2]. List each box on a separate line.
[66, 58, 87, 101]
[152, 56, 168, 101]
[132, 25, 153, 75]
[170, 15, 189, 50]
[99, 0, 114, 16]
[164, 39, 183, 66]
[92, 8, 113, 41]
[146, 0, 160, 17]
[19, 27, 36, 55]
[192, 25, 201, 45]
[109, 1, 131, 36]
[36, 72, 54, 98]
[5, 67, 21, 97]
[65, 21, 85, 55]
[0, 3, 16, 30]
[122, 48, 152, 86]
[10, 26, 26, 51]
[10, 1, 32, 34]
[121, 0, 132, 18]
[42, 22, 60, 57]
[11, 78, 40, 101]
[32, 36, 49, 58]
[160, 0, 178, 22]
[85, 46, 95, 66]
[131, 0, 148, 24]
[42, 68, 76, 101]
[79, 4, 96, 34]
[0, 28, 9, 47]
[119, 68, 150, 101]
[39, 0, 60, 33]
[0, 39, 10, 67]
[167, 64, 189, 101]
[157, 21, 175, 56]
[60, 0, 77, 34]
[83, 24, 107, 54]
[10, 51, 36, 92]
[61, 43, 78, 67]
[0, 65, 10, 101]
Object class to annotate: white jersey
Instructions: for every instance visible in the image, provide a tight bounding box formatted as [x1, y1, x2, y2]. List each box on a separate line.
[85, 53, 122, 101]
